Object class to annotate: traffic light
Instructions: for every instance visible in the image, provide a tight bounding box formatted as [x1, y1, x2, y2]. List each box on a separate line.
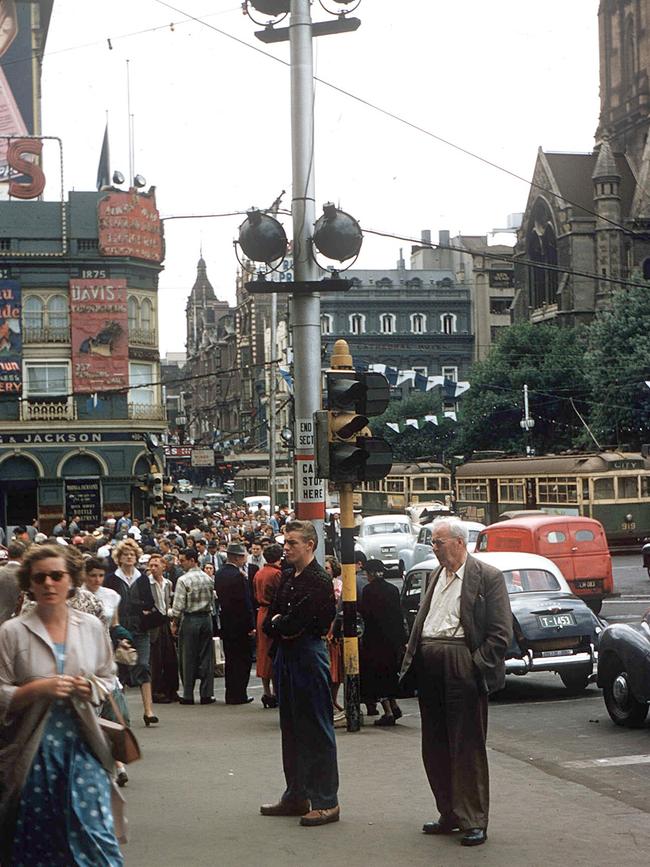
[315, 343, 393, 482]
[146, 472, 164, 506]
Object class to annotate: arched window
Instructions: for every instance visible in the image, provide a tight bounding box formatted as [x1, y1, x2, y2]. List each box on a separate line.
[380, 313, 396, 334]
[128, 297, 139, 331]
[411, 313, 425, 334]
[140, 297, 153, 332]
[440, 313, 457, 335]
[321, 314, 333, 335]
[23, 296, 44, 334]
[47, 295, 69, 332]
[349, 313, 365, 335]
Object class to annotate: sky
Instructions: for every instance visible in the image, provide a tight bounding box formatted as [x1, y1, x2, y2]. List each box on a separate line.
[40, 0, 601, 354]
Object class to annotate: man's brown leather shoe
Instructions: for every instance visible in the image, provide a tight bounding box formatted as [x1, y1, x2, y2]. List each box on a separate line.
[260, 799, 310, 817]
[299, 806, 340, 826]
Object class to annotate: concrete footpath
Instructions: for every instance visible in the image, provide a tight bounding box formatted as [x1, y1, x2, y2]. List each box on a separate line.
[122, 687, 650, 867]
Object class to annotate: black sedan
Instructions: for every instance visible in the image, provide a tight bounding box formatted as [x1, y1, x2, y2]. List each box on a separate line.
[401, 551, 605, 694]
[597, 616, 650, 726]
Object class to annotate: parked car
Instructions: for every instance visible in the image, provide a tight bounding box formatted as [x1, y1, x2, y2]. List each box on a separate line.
[476, 515, 613, 614]
[243, 494, 271, 513]
[355, 514, 419, 578]
[399, 520, 485, 572]
[177, 479, 193, 493]
[597, 615, 650, 726]
[401, 551, 605, 693]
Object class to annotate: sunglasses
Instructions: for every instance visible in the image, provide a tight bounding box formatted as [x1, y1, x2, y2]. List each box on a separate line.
[31, 570, 68, 584]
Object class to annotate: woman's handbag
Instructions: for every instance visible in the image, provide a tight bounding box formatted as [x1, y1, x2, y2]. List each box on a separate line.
[139, 608, 166, 632]
[114, 640, 137, 667]
[99, 692, 142, 765]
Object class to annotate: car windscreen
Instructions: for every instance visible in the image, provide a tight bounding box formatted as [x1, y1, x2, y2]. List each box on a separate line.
[366, 522, 411, 535]
[503, 569, 561, 593]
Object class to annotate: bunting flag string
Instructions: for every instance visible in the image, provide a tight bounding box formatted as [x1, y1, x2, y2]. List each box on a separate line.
[274, 364, 470, 398]
[383, 411, 459, 433]
[364, 364, 470, 398]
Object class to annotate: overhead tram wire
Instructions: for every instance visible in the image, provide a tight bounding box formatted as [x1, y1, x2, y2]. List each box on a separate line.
[7, 0, 633, 240]
[152, 0, 635, 240]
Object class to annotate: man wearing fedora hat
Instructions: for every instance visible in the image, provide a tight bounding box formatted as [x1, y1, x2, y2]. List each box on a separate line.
[214, 542, 256, 704]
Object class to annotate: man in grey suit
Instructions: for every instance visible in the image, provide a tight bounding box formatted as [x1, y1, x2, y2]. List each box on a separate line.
[400, 517, 512, 847]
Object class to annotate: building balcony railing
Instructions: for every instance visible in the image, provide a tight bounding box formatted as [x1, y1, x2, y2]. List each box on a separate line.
[20, 398, 77, 422]
[129, 328, 157, 347]
[128, 402, 167, 421]
[23, 325, 70, 344]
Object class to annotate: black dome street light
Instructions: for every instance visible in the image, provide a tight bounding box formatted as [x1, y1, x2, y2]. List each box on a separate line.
[312, 202, 363, 265]
[236, 208, 288, 273]
[244, 1, 290, 26]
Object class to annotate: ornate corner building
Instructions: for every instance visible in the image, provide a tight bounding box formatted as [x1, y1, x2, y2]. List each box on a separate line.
[513, 0, 650, 325]
[0, 189, 166, 533]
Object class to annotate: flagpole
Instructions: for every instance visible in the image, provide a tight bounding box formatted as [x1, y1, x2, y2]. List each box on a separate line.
[126, 59, 134, 185]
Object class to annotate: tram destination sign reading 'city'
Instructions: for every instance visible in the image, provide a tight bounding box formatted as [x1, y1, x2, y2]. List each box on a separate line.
[70, 278, 129, 393]
[0, 279, 21, 394]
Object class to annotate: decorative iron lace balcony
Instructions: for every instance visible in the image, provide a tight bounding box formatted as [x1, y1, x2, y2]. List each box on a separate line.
[128, 403, 166, 421]
[21, 398, 77, 422]
[128, 328, 157, 347]
[23, 325, 70, 344]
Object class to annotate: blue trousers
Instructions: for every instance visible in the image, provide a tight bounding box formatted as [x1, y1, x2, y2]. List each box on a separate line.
[274, 636, 339, 810]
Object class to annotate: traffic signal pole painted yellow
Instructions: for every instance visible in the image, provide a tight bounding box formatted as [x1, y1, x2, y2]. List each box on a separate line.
[330, 339, 362, 731]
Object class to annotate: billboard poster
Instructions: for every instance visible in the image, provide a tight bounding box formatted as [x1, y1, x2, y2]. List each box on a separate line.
[98, 190, 164, 263]
[70, 278, 129, 393]
[65, 478, 102, 529]
[0, 278, 21, 394]
[0, 1, 40, 176]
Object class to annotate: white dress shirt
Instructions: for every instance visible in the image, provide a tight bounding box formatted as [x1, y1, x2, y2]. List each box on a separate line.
[421, 558, 468, 639]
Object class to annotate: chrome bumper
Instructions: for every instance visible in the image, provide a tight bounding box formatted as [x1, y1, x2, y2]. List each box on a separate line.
[506, 646, 596, 675]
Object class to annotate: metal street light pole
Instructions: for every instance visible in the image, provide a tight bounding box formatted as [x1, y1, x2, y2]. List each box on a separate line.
[269, 290, 278, 512]
[289, 0, 325, 557]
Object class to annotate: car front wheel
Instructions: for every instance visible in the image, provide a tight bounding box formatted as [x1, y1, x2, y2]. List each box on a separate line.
[559, 666, 592, 694]
[603, 663, 649, 727]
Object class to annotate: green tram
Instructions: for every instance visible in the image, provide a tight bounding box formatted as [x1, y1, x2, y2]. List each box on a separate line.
[233, 461, 452, 515]
[455, 451, 650, 548]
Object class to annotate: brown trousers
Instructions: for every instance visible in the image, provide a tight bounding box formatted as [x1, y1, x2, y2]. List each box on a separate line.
[416, 638, 489, 830]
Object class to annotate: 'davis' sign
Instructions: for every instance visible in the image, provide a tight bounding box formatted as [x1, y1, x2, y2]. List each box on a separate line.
[70, 278, 129, 393]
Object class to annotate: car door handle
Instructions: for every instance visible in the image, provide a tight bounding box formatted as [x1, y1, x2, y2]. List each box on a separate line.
[571, 546, 578, 552]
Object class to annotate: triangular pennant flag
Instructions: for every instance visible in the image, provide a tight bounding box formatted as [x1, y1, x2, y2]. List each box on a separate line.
[414, 372, 428, 392]
[424, 414, 438, 426]
[426, 375, 444, 391]
[405, 418, 419, 429]
[397, 369, 416, 387]
[369, 364, 387, 375]
[384, 367, 399, 386]
[454, 381, 470, 397]
[443, 410, 457, 421]
[386, 422, 400, 433]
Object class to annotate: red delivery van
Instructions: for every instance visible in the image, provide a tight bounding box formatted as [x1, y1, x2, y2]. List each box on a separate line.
[476, 515, 613, 613]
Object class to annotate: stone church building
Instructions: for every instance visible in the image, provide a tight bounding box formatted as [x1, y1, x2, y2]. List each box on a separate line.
[513, 0, 650, 324]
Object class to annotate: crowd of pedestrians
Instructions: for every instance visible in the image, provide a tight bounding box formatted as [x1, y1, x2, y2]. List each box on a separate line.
[0, 499, 511, 861]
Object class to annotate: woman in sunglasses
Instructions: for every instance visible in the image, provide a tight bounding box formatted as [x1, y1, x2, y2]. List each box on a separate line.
[0, 544, 124, 865]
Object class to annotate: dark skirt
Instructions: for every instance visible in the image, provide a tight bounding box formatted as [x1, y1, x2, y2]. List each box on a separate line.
[151, 620, 179, 702]
[360, 639, 401, 702]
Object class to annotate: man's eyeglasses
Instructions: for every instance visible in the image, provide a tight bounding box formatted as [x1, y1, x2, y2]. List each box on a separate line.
[431, 538, 453, 547]
[31, 570, 68, 584]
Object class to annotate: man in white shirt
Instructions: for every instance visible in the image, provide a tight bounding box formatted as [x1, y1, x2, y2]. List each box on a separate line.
[400, 517, 512, 848]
